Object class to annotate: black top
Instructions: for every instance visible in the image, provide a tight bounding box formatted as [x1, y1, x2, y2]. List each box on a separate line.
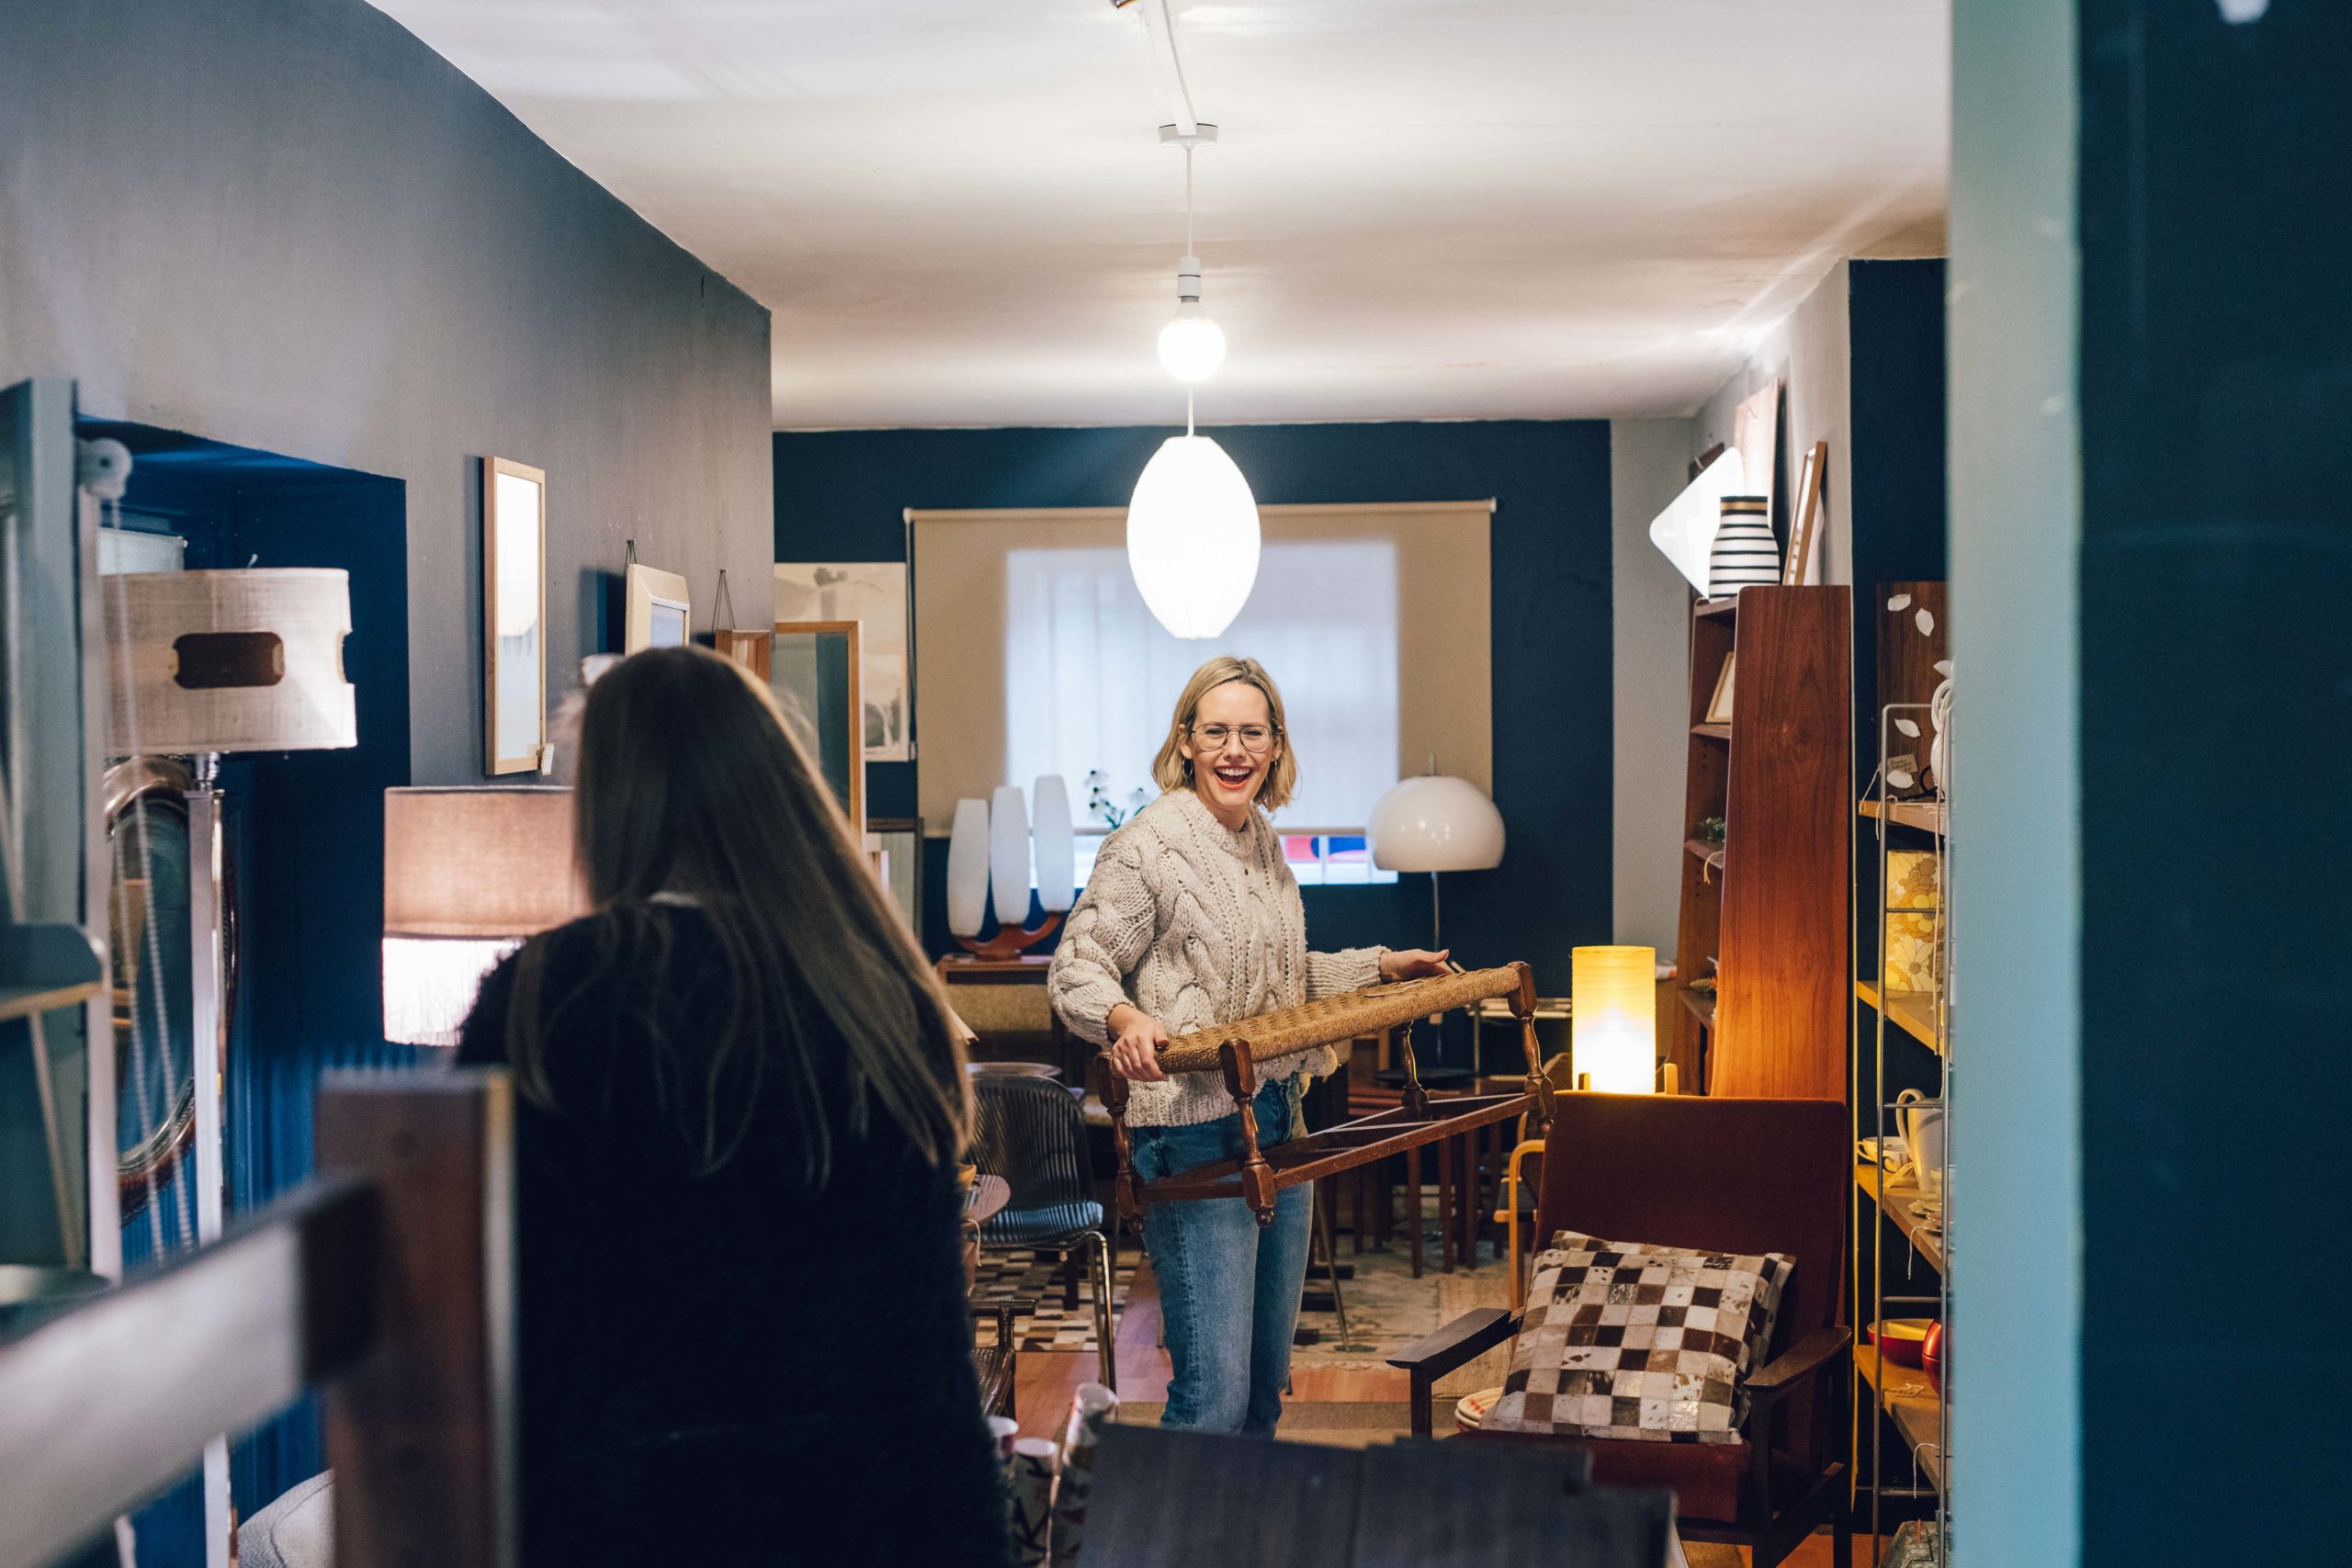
[458, 901, 1007, 1567]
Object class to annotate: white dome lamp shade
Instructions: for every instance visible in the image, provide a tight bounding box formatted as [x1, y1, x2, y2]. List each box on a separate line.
[1646, 447, 1747, 596]
[989, 785, 1032, 928]
[1369, 773, 1506, 953]
[1126, 434, 1261, 638]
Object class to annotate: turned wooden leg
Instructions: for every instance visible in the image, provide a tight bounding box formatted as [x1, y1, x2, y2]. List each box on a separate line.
[1219, 1041, 1276, 1226]
[1397, 1023, 1432, 1122]
[1102, 1064, 1140, 1220]
[1510, 960, 1554, 1131]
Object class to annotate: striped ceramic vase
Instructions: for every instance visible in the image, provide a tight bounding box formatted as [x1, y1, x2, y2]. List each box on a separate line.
[1706, 495, 1780, 598]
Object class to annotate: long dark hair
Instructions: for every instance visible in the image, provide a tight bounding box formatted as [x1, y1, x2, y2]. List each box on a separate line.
[503, 646, 970, 1179]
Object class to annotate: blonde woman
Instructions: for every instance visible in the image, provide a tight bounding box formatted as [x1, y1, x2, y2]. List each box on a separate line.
[1048, 656, 1447, 1434]
[458, 648, 1005, 1568]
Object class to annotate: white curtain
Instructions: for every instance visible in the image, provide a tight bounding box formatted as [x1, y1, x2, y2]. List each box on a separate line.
[1003, 540, 1400, 829]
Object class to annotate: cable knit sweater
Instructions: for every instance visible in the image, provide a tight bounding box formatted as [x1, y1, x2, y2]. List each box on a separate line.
[1047, 789, 1386, 1127]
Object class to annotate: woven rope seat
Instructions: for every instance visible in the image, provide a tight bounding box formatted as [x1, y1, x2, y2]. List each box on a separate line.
[1156, 965, 1525, 1075]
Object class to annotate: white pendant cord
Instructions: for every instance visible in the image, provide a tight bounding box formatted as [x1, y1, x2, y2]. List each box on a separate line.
[1184, 145, 1197, 437]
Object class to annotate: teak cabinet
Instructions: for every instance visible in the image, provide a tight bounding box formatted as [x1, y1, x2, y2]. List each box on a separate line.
[1671, 585, 1851, 1100]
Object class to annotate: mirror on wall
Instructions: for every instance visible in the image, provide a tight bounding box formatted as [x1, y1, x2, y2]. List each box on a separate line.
[484, 457, 547, 775]
[773, 619, 864, 840]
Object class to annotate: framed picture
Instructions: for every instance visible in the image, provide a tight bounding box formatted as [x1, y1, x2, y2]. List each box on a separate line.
[1782, 440, 1826, 585]
[483, 457, 547, 774]
[713, 627, 773, 680]
[1705, 652, 1737, 725]
[626, 563, 691, 653]
[865, 816, 922, 935]
[774, 561, 910, 761]
[773, 619, 865, 839]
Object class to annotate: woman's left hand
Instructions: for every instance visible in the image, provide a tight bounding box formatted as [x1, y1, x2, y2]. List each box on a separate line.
[1379, 948, 1452, 982]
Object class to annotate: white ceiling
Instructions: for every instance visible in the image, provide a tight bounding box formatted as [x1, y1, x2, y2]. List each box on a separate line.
[367, 1, 1949, 430]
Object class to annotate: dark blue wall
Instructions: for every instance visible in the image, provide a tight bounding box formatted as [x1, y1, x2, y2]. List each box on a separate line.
[774, 420, 1615, 1004]
[2075, 3, 2352, 1558]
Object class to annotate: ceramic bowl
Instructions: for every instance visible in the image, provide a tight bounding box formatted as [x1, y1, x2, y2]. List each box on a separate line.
[1867, 1317, 1936, 1368]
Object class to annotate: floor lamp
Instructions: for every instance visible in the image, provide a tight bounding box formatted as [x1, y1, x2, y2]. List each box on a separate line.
[1367, 773, 1506, 953]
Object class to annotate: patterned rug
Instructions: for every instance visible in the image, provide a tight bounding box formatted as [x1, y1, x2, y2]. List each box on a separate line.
[970, 1247, 1140, 1353]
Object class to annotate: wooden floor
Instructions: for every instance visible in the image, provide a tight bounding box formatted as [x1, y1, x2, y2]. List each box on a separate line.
[1013, 1260, 1860, 1568]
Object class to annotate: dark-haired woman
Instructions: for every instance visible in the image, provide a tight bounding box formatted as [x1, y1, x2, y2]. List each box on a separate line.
[458, 646, 1005, 1567]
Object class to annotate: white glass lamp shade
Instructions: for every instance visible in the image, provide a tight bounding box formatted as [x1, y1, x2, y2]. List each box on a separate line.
[1367, 776, 1505, 874]
[1032, 774, 1077, 915]
[1646, 448, 1747, 595]
[1572, 945, 1657, 1094]
[381, 786, 587, 1046]
[945, 797, 992, 939]
[989, 785, 1032, 927]
[1157, 304, 1227, 383]
[1126, 435, 1261, 639]
[103, 568, 357, 755]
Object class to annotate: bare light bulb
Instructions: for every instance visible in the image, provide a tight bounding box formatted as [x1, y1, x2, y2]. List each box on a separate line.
[1159, 302, 1226, 383]
[1156, 254, 1225, 383]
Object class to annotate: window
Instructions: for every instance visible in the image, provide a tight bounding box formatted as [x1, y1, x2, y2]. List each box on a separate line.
[910, 501, 1494, 890]
[1004, 539, 1400, 832]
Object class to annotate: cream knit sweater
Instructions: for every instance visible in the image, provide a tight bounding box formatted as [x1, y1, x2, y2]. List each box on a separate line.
[1047, 789, 1386, 1127]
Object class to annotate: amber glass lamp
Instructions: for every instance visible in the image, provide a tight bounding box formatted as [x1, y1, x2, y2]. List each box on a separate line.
[1572, 945, 1657, 1094]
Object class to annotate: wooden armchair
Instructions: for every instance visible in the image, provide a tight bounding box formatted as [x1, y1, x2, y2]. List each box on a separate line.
[1389, 1091, 1852, 1568]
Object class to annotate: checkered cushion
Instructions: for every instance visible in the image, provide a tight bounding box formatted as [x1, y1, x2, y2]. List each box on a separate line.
[1480, 1231, 1794, 1443]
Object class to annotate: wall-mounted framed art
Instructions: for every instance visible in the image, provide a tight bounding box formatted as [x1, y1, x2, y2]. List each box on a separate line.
[625, 563, 691, 653]
[775, 561, 910, 761]
[483, 456, 548, 774]
[773, 619, 864, 840]
[1782, 440, 1827, 586]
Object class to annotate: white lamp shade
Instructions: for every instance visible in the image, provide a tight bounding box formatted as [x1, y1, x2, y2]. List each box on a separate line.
[989, 785, 1031, 926]
[1646, 448, 1747, 595]
[104, 569, 357, 755]
[1367, 776, 1505, 873]
[945, 797, 991, 938]
[1032, 774, 1076, 915]
[1126, 435, 1261, 638]
[380, 785, 588, 1046]
[1572, 945, 1657, 1093]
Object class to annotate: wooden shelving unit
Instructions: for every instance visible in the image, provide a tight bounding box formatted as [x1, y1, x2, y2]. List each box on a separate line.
[1860, 797, 1945, 833]
[1668, 585, 1852, 1098]
[1854, 980, 1943, 1057]
[1857, 1161, 1945, 1275]
[1856, 1345, 1947, 1495]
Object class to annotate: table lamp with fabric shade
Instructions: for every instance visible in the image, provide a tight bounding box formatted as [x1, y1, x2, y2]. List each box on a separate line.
[1367, 773, 1505, 950]
[1571, 945, 1657, 1093]
[381, 786, 589, 1046]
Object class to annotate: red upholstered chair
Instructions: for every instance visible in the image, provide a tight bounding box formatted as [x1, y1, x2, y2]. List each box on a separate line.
[1389, 1092, 1852, 1568]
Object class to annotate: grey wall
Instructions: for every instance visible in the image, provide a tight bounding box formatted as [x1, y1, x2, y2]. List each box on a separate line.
[0, 0, 775, 784]
[1607, 418, 1693, 957]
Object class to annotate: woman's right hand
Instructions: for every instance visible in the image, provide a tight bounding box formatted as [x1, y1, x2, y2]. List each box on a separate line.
[1103, 1004, 1171, 1083]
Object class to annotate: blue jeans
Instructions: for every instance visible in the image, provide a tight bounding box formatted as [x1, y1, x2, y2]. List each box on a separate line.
[1130, 1077, 1313, 1436]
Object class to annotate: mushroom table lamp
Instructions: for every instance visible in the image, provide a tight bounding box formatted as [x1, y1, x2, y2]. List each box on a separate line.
[1367, 774, 1505, 950]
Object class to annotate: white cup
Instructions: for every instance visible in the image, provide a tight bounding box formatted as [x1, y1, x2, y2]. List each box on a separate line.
[1896, 1089, 1945, 1200]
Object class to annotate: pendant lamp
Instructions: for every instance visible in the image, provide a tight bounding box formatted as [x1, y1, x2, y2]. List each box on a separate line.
[1127, 113, 1259, 638]
[1127, 434, 1261, 639]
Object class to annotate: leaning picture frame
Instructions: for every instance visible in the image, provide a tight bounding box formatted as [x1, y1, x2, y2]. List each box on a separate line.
[625, 563, 691, 653]
[1705, 652, 1737, 725]
[773, 619, 865, 840]
[483, 457, 548, 775]
[1782, 440, 1826, 585]
[865, 816, 922, 935]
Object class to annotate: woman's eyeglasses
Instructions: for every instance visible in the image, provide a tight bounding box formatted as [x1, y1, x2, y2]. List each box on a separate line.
[1191, 723, 1277, 754]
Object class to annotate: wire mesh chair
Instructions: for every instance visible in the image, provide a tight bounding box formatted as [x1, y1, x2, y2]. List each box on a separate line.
[969, 1074, 1117, 1390]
